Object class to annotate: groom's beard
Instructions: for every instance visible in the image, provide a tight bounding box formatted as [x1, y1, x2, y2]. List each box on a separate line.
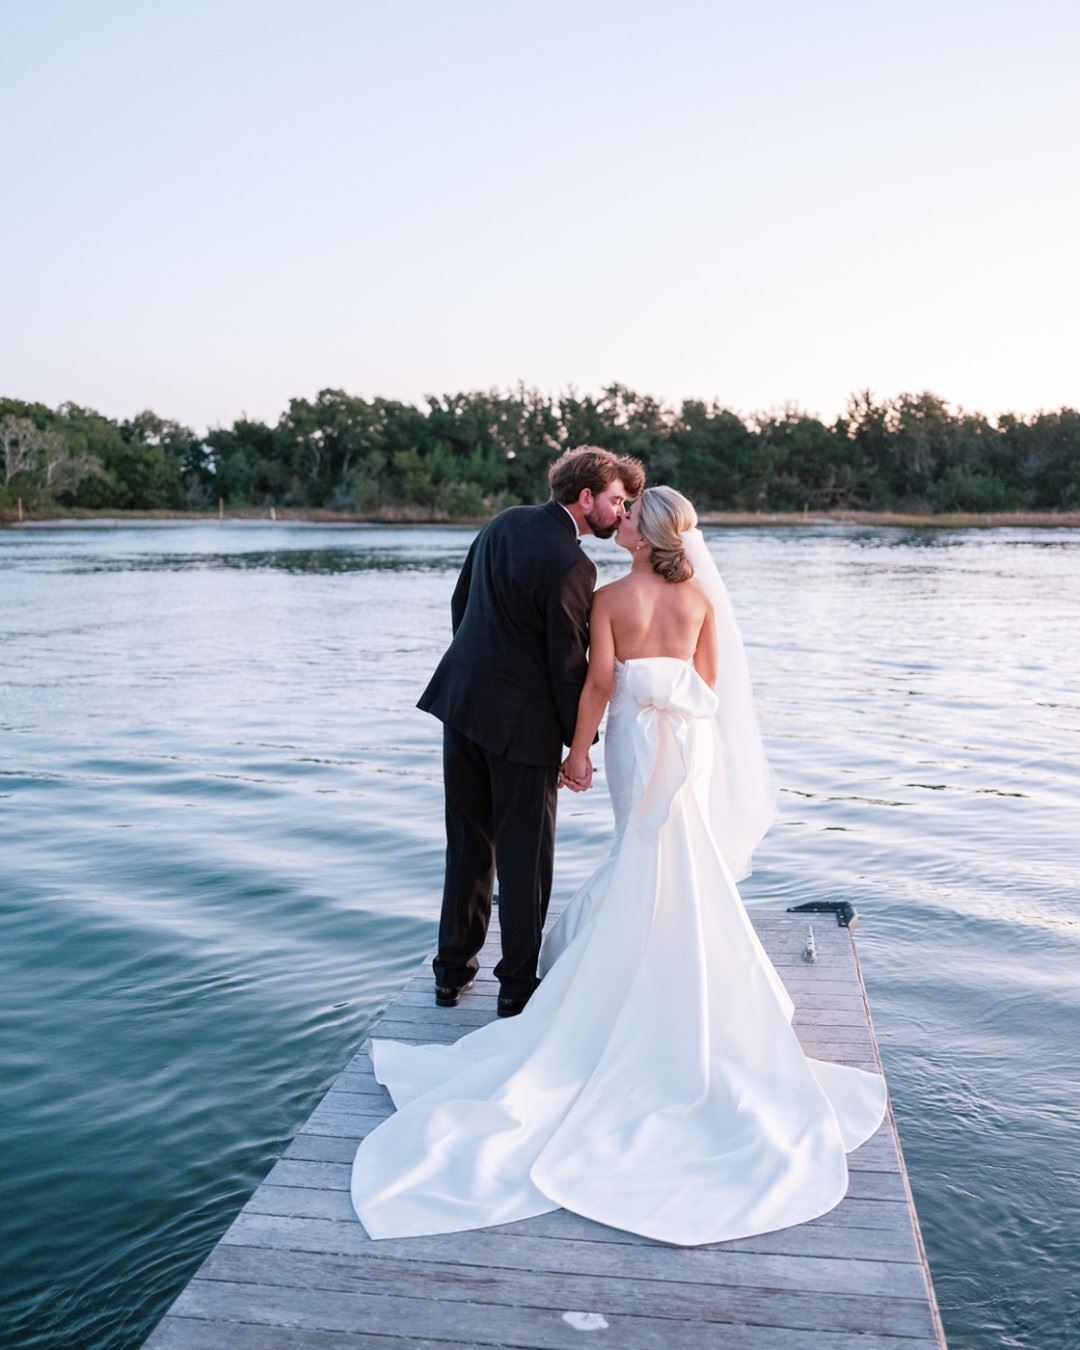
[585, 510, 618, 539]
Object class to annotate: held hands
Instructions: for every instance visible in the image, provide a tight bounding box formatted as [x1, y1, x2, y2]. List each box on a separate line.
[559, 751, 593, 793]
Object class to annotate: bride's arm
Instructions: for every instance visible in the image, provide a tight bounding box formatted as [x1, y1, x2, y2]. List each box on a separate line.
[693, 601, 718, 687]
[564, 591, 616, 787]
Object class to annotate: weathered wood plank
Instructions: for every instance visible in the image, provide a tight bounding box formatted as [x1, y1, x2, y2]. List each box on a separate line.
[197, 1243, 939, 1339]
[242, 1182, 920, 1264]
[216, 1212, 930, 1301]
[298, 1103, 902, 1182]
[295, 1113, 907, 1200]
[273, 1147, 917, 1233]
[268, 1126, 902, 1187]
[162, 1279, 940, 1349]
[147, 1319, 471, 1349]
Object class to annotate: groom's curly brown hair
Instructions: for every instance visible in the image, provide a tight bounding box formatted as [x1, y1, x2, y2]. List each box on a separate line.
[548, 446, 646, 504]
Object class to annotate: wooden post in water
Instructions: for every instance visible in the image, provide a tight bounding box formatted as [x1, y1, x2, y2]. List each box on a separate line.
[17, 497, 23, 522]
[218, 497, 224, 521]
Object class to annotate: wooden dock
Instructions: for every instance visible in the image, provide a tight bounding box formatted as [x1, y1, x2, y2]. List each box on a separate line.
[145, 906, 946, 1348]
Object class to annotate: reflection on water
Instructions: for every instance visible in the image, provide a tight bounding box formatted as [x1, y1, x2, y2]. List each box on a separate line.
[4, 524, 469, 576]
[1, 522, 1078, 1348]
[67, 549, 468, 574]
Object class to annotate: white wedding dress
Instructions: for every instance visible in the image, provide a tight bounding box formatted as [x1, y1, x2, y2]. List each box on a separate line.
[351, 647, 888, 1246]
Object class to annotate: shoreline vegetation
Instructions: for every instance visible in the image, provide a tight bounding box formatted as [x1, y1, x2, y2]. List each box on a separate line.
[7, 506, 1080, 530]
[3, 384, 1079, 526]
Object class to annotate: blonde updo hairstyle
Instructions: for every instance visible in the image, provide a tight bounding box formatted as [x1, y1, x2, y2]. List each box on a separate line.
[637, 486, 698, 583]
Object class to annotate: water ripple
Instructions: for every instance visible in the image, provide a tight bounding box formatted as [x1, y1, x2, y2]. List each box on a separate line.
[0, 522, 1077, 1347]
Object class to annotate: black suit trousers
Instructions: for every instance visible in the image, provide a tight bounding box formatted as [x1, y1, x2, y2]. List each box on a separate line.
[433, 725, 558, 997]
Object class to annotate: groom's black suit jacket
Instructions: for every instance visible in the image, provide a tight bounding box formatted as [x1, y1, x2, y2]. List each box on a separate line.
[418, 500, 596, 767]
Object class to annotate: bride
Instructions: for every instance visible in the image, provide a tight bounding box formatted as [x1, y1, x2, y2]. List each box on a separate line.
[351, 486, 888, 1246]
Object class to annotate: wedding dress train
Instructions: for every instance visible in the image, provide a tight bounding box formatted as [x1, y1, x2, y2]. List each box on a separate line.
[351, 655, 888, 1246]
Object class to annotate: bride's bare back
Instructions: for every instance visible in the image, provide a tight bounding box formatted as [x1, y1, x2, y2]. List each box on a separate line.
[603, 571, 714, 667]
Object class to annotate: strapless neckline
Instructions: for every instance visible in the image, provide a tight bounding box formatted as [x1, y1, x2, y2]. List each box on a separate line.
[614, 655, 694, 668]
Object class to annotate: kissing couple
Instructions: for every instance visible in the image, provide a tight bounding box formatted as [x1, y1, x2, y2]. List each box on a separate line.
[351, 447, 888, 1247]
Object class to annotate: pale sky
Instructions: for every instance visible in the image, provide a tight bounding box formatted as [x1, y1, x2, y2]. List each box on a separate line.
[3, 0, 1078, 433]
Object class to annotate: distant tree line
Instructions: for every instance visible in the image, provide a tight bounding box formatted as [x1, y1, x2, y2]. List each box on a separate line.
[2, 385, 1079, 518]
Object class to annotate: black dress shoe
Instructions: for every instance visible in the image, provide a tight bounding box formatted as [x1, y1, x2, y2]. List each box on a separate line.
[435, 979, 474, 1007]
[496, 990, 531, 1018]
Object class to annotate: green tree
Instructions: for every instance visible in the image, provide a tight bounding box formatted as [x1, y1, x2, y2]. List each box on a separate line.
[670, 402, 757, 507]
[999, 409, 1080, 508]
[4, 385, 1079, 519]
[755, 408, 851, 510]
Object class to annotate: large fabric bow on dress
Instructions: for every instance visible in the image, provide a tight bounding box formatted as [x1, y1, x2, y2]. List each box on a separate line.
[625, 657, 719, 835]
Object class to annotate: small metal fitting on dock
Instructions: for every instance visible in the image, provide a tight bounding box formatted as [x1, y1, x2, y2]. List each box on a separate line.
[786, 899, 858, 929]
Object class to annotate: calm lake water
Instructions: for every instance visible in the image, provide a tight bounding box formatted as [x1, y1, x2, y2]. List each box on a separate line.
[1, 521, 1077, 1348]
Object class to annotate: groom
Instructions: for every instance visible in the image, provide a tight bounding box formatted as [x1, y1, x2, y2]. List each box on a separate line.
[418, 446, 645, 1016]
